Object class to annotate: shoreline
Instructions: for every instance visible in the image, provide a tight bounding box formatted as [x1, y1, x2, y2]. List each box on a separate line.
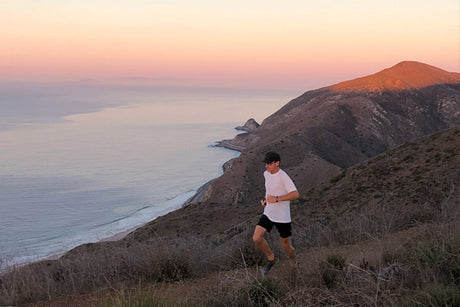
[1, 137, 242, 274]
[99, 140, 243, 241]
[215, 139, 246, 152]
[0, 186, 205, 273]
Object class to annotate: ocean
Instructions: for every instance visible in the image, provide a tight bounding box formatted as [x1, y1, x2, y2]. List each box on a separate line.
[0, 82, 298, 270]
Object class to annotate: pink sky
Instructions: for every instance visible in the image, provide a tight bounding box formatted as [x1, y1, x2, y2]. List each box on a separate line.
[1, 1, 459, 89]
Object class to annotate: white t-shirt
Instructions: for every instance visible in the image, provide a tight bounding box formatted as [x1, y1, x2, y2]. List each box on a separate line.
[263, 169, 298, 223]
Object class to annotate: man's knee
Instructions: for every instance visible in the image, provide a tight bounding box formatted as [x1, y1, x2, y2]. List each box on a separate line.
[253, 226, 266, 245]
[253, 233, 263, 245]
[280, 238, 292, 249]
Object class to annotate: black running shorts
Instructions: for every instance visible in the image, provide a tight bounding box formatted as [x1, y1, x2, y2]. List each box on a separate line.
[257, 214, 292, 238]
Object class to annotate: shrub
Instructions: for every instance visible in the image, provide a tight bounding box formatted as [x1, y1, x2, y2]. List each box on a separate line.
[319, 254, 347, 288]
[416, 238, 460, 285]
[330, 171, 346, 183]
[229, 239, 266, 269]
[403, 155, 415, 163]
[434, 153, 442, 162]
[154, 252, 193, 282]
[326, 254, 346, 270]
[407, 284, 460, 307]
[237, 278, 285, 307]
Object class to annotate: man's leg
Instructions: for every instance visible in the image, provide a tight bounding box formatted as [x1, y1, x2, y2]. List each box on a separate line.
[253, 225, 275, 261]
[280, 237, 297, 267]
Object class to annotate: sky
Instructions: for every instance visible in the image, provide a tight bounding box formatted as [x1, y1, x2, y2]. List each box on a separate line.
[1, 0, 459, 89]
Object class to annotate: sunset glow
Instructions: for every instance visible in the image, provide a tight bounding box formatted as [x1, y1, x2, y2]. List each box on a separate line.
[1, 0, 459, 89]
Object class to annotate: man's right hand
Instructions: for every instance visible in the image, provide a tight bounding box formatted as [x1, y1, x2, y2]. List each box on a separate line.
[260, 198, 267, 206]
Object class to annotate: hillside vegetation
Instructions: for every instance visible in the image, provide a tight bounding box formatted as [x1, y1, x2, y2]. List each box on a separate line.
[1, 126, 459, 306]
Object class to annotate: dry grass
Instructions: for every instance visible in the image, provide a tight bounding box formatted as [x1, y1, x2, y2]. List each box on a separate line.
[2, 218, 458, 306]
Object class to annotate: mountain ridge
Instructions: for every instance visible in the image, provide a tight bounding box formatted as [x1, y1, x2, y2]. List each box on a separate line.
[202, 61, 460, 206]
[328, 61, 460, 92]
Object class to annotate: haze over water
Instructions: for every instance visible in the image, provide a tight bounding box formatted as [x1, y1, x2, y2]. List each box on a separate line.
[0, 83, 298, 269]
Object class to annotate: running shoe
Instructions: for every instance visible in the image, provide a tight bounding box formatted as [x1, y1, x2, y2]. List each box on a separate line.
[261, 256, 279, 277]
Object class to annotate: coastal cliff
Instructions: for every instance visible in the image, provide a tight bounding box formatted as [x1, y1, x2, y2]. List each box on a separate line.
[3, 61, 460, 306]
[196, 61, 460, 206]
[122, 60, 460, 245]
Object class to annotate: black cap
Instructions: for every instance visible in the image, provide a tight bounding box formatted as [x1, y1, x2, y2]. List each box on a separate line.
[263, 151, 280, 164]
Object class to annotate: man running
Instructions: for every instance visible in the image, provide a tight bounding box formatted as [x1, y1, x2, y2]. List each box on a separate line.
[253, 151, 299, 276]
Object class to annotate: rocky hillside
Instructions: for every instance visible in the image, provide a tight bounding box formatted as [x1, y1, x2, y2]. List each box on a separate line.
[122, 61, 460, 245]
[124, 125, 460, 247]
[2, 62, 460, 305]
[202, 61, 460, 206]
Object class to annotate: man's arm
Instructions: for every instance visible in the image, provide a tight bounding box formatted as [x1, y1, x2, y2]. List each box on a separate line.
[266, 190, 299, 203]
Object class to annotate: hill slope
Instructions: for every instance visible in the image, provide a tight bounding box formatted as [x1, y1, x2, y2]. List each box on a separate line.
[203, 61, 460, 206]
[12, 125, 460, 307]
[125, 125, 459, 246]
[119, 125, 460, 306]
